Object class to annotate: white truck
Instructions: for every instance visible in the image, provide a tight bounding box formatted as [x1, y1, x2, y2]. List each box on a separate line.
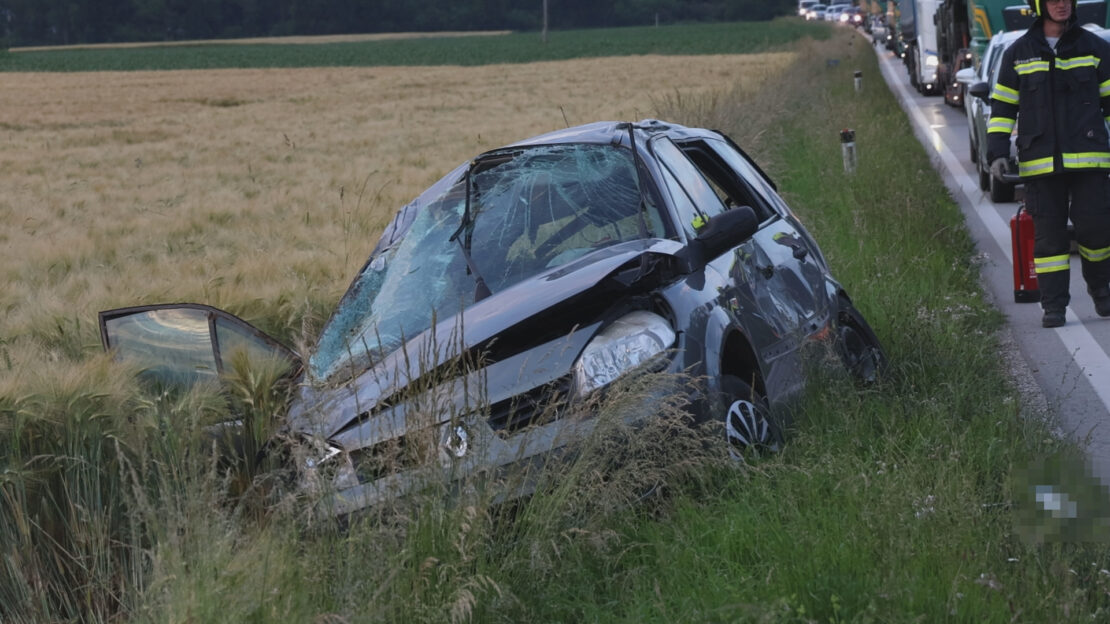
[900, 0, 941, 94]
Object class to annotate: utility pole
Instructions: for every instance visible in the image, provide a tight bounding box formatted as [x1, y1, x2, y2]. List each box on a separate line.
[542, 0, 548, 43]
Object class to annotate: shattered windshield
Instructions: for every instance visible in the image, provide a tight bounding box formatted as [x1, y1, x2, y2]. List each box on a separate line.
[309, 143, 668, 383]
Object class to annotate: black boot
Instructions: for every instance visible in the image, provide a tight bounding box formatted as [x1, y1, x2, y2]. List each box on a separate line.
[1042, 308, 1066, 328]
[1090, 287, 1110, 317]
[1038, 271, 1070, 327]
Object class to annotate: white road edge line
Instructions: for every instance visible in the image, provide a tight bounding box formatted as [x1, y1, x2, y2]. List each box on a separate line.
[877, 49, 1110, 413]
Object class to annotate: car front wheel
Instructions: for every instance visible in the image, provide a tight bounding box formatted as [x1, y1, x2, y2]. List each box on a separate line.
[718, 375, 781, 460]
[837, 297, 888, 384]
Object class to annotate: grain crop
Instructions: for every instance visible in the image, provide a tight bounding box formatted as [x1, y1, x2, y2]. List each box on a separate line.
[1, 52, 792, 367]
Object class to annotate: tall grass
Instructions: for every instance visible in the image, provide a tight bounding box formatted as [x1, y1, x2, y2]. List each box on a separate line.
[506, 32, 1110, 622]
[5, 24, 1110, 623]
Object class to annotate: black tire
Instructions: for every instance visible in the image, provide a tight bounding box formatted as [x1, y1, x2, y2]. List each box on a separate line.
[977, 159, 991, 191]
[836, 297, 888, 384]
[969, 134, 978, 164]
[717, 375, 781, 459]
[906, 47, 920, 90]
[989, 171, 1015, 203]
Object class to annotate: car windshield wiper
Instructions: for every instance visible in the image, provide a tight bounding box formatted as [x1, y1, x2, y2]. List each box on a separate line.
[450, 161, 493, 301]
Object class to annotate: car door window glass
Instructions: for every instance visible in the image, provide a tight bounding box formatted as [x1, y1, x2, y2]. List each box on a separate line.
[651, 137, 727, 237]
[215, 316, 296, 375]
[716, 143, 793, 218]
[104, 307, 220, 386]
[678, 139, 777, 222]
[101, 305, 297, 388]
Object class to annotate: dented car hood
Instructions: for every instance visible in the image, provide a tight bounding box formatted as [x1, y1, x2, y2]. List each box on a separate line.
[287, 238, 684, 441]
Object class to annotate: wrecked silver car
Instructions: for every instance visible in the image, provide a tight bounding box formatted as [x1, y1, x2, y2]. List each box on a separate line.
[99, 119, 886, 516]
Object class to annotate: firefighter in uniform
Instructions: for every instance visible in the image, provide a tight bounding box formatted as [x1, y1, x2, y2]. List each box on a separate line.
[987, 0, 1110, 328]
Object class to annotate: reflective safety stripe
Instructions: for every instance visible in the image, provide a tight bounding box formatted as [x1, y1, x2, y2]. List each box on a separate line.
[1079, 244, 1110, 263]
[992, 83, 1019, 104]
[1062, 152, 1110, 168]
[1102, 78, 1110, 98]
[1035, 254, 1071, 274]
[1016, 59, 1051, 75]
[988, 116, 1016, 134]
[1019, 157, 1054, 176]
[1055, 56, 1098, 70]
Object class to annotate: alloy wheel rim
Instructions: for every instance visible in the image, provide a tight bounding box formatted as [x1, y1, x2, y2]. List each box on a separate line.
[725, 398, 770, 454]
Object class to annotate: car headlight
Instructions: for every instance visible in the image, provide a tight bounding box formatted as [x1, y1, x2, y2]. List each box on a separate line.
[573, 310, 676, 396]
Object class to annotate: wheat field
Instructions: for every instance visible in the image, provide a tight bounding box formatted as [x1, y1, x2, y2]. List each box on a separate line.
[0, 52, 793, 376]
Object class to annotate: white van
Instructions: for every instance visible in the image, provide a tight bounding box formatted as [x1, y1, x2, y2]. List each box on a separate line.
[824, 3, 851, 21]
[798, 0, 819, 16]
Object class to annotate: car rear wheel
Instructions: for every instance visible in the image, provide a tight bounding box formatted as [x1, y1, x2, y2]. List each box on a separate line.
[718, 375, 781, 459]
[977, 158, 991, 191]
[837, 297, 888, 384]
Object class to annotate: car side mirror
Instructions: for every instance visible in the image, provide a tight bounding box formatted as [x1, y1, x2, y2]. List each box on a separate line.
[954, 67, 976, 85]
[968, 81, 990, 101]
[682, 205, 759, 272]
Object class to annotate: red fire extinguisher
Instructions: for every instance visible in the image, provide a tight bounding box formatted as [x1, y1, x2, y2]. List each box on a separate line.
[1011, 204, 1039, 303]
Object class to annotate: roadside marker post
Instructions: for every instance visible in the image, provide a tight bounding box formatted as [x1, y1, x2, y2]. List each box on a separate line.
[840, 128, 857, 174]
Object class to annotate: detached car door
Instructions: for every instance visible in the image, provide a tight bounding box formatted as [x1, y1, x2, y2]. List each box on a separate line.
[98, 303, 299, 388]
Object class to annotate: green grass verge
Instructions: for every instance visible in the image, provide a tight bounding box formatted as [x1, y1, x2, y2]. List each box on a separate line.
[0, 20, 829, 72]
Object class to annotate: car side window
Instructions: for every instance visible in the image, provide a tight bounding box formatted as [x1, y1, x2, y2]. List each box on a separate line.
[678, 138, 777, 222]
[651, 137, 727, 238]
[987, 43, 1005, 88]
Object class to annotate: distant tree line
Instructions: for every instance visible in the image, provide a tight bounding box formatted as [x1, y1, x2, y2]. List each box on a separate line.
[0, 0, 795, 48]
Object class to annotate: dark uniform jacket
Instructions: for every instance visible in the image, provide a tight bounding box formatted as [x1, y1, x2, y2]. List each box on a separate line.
[987, 17, 1110, 177]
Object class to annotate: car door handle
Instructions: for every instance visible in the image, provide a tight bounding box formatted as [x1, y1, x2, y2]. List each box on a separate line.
[773, 231, 809, 263]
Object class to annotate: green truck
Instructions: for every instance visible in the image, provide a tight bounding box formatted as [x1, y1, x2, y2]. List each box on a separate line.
[940, 0, 1103, 63]
[936, 0, 1107, 104]
[880, 0, 1105, 105]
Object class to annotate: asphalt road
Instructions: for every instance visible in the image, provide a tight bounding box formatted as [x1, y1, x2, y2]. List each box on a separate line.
[873, 42, 1110, 483]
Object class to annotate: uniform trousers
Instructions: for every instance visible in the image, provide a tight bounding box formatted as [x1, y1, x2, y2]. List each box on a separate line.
[1025, 170, 1110, 311]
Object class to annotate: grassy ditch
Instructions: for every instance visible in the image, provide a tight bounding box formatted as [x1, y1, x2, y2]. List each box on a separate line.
[0, 20, 827, 72]
[531, 34, 1110, 622]
[3, 23, 1110, 623]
